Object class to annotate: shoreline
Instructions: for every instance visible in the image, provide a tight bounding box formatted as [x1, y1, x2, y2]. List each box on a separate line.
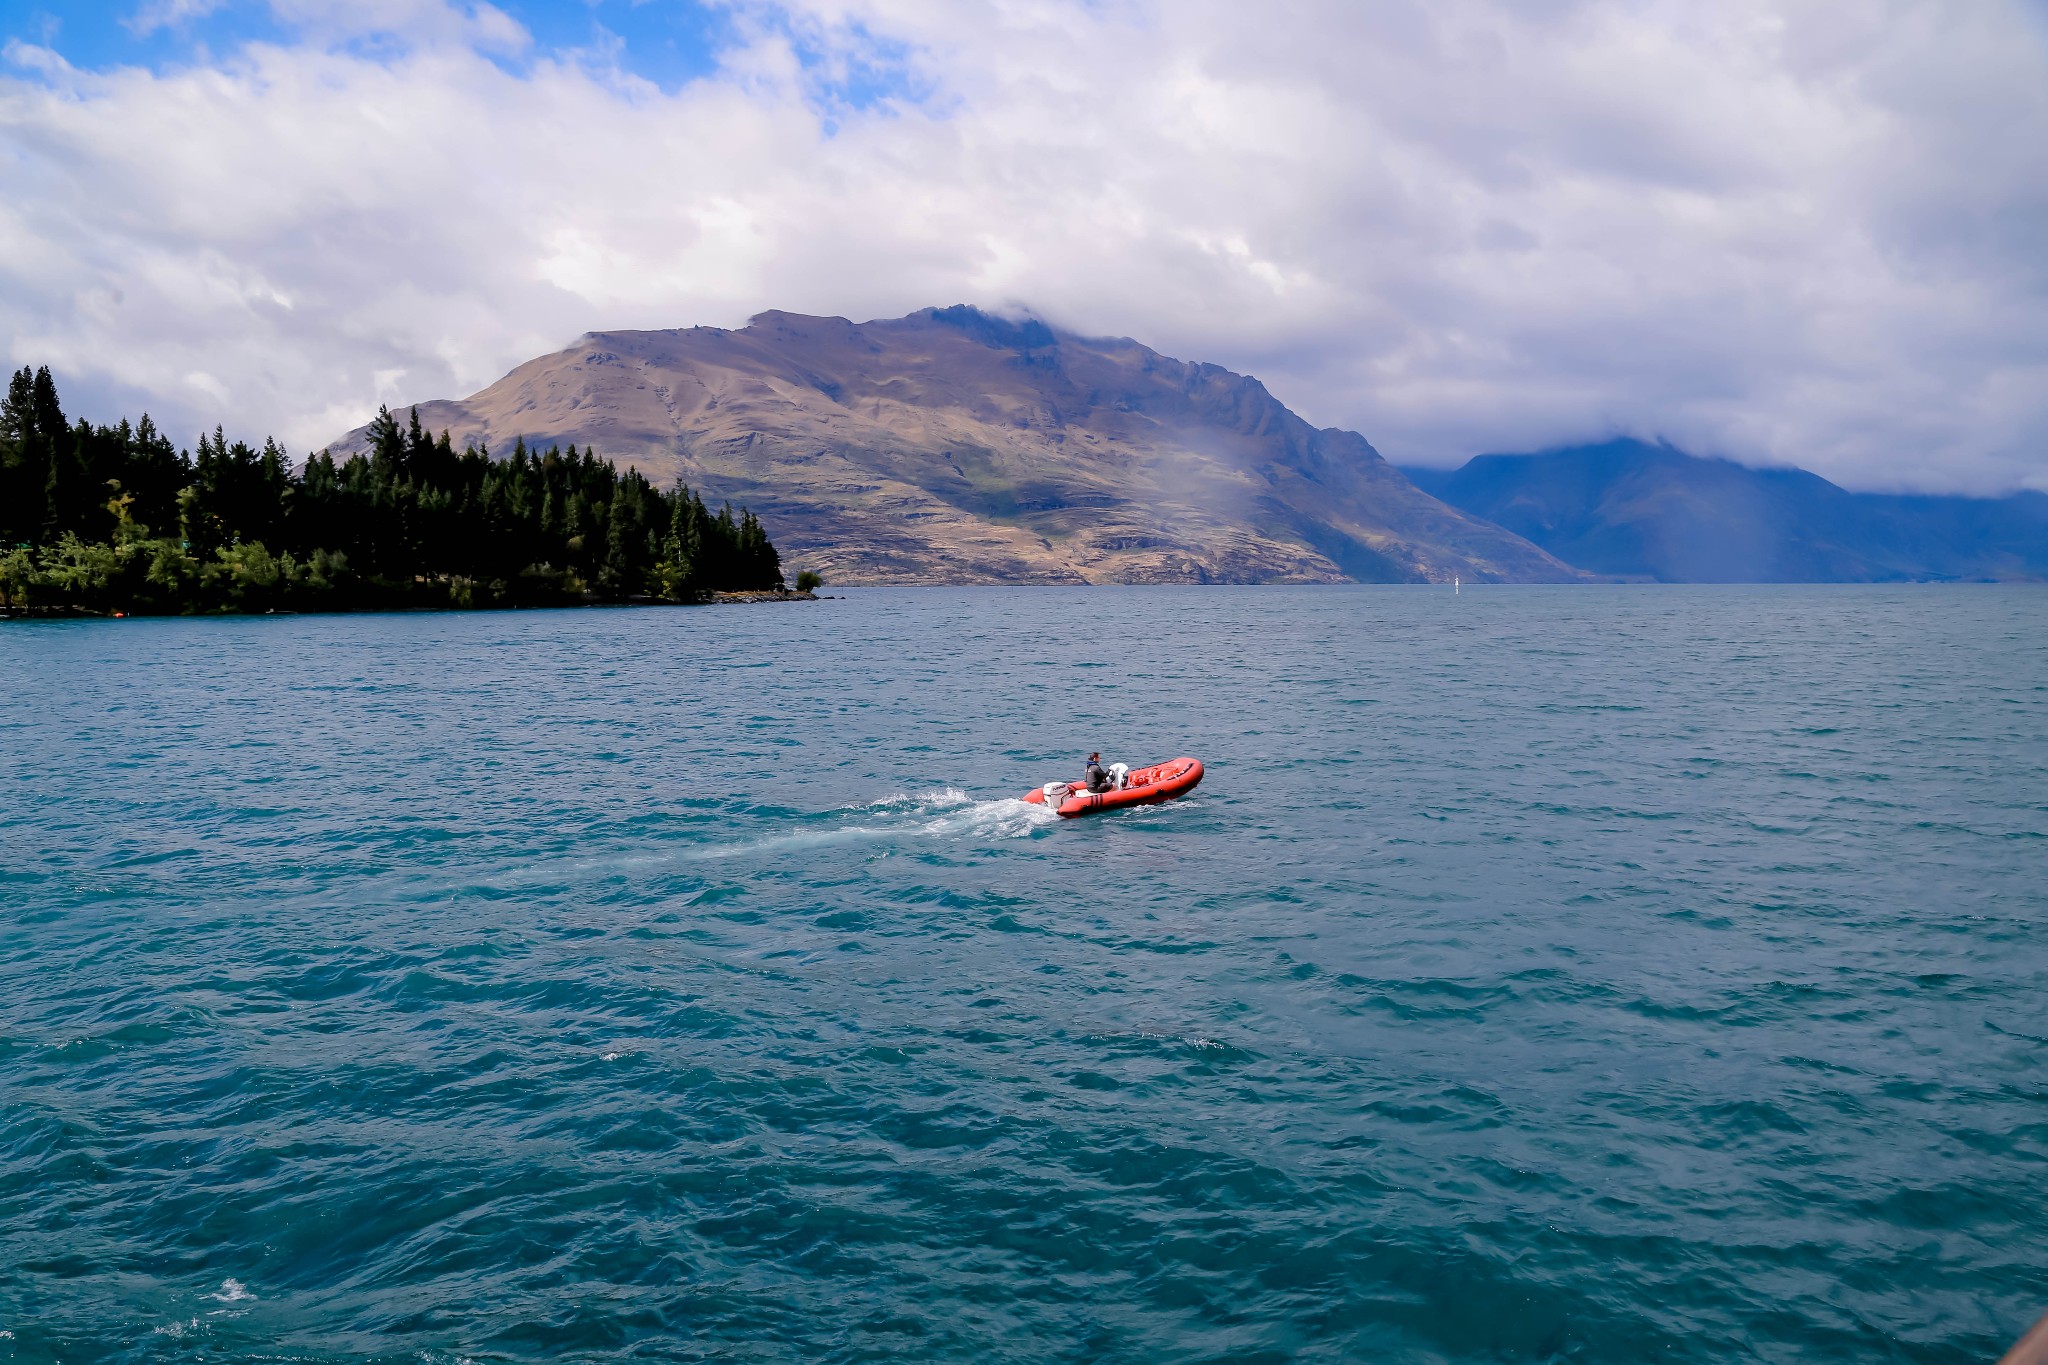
[0, 588, 821, 622]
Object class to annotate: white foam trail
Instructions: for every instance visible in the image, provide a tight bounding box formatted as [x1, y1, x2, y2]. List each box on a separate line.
[677, 823, 896, 861]
[848, 787, 975, 814]
[688, 794, 1056, 861]
[921, 797, 1061, 840]
[469, 788, 1053, 885]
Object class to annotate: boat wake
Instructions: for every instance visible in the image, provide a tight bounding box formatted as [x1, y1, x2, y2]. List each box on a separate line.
[681, 789, 1058, 862]
[920, 794, 1062, 841]
[466, 789, 1059, 891]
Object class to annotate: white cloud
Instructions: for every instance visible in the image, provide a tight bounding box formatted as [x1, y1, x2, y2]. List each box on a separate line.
[124, 0, 230, 39]
[2, 0, 2045, 493]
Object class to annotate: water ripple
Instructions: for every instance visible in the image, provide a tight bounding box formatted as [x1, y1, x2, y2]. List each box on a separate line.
[1, 586, 2044, 1363]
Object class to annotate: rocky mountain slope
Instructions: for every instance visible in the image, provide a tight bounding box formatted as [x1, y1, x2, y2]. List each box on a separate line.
[333, 307, 1580, 585]
[1404, 440, 2048, 582]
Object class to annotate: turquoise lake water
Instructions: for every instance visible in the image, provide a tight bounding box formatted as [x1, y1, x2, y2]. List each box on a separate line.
[2, 586, 2044, 1363]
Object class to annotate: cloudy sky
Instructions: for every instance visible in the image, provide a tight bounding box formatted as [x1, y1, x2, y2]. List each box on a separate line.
[2, 0, 2044, 493]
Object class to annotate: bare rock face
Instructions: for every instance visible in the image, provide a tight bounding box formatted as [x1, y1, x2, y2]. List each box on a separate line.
[330, 307, 1580, 585]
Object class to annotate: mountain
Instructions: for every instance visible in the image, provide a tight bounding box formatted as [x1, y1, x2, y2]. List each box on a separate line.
[331, 307, 1579, 585]
[1403, 440, 2048, 583]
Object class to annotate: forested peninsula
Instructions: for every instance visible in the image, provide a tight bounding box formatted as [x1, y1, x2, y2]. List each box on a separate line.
[0, 368, 787, 617]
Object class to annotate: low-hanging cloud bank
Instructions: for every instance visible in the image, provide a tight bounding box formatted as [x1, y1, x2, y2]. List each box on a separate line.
[3, 0, 2044, 494]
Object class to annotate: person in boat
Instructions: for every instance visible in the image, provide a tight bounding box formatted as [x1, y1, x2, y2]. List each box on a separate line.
[1083, 752, 1112, 793]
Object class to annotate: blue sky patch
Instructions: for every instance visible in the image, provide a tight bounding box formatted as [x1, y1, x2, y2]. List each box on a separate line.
[0, 1, 733, 90]
[0, 0, 932, 110]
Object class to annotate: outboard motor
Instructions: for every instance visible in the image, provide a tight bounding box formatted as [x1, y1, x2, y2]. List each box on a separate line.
[1041, 781, 1074, 805]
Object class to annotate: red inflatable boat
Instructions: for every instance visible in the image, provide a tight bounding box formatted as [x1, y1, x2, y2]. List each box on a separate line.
[1022, 757, 1204, 818]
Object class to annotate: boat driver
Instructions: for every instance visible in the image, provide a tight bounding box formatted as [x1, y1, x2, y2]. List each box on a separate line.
[1084, 752, 1111, 793]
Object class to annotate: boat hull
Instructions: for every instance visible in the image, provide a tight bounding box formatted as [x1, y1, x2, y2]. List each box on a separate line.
[1022, 757, 1204, 818]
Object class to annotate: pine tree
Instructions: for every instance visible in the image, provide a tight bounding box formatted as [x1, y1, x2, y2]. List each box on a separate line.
[366, 406, 404, 482]
[659, 484, 704, 600]
[603, 486, 644, 596]
[738, 509, 783, 590]
[35, 376, 82, 543]
[29, 368, 64, 444]
[0, 368, 785, 615]
[42, 416, 97, 543]
[0, 369, 38, 545]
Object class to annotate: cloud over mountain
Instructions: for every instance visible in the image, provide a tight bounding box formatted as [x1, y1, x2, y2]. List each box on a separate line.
[3, 0, 2044, 494]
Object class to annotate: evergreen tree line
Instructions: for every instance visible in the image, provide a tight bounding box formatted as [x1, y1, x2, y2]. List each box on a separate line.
[0, 368, 784, 615]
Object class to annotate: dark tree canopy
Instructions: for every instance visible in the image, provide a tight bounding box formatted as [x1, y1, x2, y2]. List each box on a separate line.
[0, 370, 783, 615]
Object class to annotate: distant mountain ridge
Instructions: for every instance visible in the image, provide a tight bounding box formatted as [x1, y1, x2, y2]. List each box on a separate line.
[332, 307, 1579, 585]
[1403, 440, 2048, 583]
